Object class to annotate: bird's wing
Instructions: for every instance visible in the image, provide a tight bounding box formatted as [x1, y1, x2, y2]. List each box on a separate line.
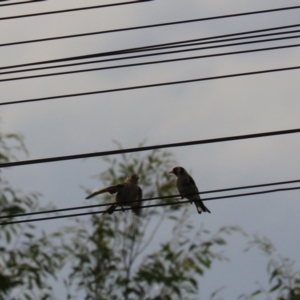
[131, 186, 143, 216]
[187, 174, 199, 191]
[85, 184, 123, 199]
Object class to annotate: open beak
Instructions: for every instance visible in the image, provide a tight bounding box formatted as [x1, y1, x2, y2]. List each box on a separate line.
[169, 170, 174, 174]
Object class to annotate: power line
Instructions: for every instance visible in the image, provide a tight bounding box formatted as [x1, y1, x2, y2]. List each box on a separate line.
[2, 28, 300, 71]
[1, 43, 300, 83]
[119, 30, 300, 54]
[1, 178, 299, 221]
[1, 185, 300, 226]
[1, 65, 300, 106]
[1, 21, 299, 48]
[0, 0, 155, 8]
[0, 4, 299, 23]
[0, 128, 299, 168]
[0, 1, 39, 7]
[0, 1, 146, 21]
[1, 38, 299, 77]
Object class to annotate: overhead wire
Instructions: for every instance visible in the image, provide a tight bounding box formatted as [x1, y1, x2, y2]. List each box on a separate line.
[2, 27, 300, 72]
[1, 185, 300, 226]
[1, 21, 300, 49]
[1, 41, 300, 83]
[0, 4, 299, 22]
[0, 44, 298, 83]
[1, 178, 300, 221]
[1, 65, 300, 106]
[1, 38, 299, 77]
[0, 5, 299, 225]
[0, 1, 147, 21]
[110, 30, 300, 54]
[0, 1, 35, 7]
[0, 128, 299, 168]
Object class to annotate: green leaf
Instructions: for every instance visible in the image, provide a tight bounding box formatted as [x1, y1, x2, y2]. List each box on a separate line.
[269, 278, 282, 292]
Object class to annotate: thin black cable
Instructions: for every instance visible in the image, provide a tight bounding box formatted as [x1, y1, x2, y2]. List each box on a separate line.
[43, 31, 300, 55]
[1, 65, 300, 107]
[1, 21, 300, 49]
[1, 38, 299, 77]
[0, 4, 299, 23]
[0, 128, 299, 168]
[1, 178, 299, 220]
[1, 43, 300, 83]
[0, 1, 146, 21]
[2, 24, 300, 75]
[0, 1, 33, 7]
[1, 186, 300, 226]
[114, 29, 300, 54]
[2, 29, 300, 72]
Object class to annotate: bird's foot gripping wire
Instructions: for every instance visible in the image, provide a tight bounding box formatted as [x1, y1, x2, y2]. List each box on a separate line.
[175, 197, 185, 202]
[106, 204, 117, 215]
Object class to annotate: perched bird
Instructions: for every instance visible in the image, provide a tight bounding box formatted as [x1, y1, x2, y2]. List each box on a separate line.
[86, 174, 142, 216]
[169, 166, 211, 214]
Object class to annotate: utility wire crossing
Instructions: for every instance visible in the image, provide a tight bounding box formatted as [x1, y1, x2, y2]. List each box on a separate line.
[1, 28, 300, 81]
[1, 43, 300, 83]
[2, 27, 300, 71]
[1, 40, 298, 78]
[1, 41, 299, 83]
[1, 21, 299, 48]
[1, 4, 300, 226]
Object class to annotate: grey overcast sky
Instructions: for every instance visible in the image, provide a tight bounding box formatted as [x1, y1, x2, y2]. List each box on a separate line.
[1, 0, 300, 299]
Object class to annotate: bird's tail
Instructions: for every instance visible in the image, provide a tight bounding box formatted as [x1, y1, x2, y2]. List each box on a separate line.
[195, 201, 211, 214]
[86, 186, 118, 200]
[131, 201, 142, 216]
[85, 187, 109, 199]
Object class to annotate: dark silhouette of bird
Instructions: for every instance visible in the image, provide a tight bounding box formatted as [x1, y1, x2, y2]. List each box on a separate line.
[170, 166, 211, 214]
[86, 174, 142, 216]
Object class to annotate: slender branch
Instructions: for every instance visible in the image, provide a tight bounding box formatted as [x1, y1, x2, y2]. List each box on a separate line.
[136, 210, 166, 257]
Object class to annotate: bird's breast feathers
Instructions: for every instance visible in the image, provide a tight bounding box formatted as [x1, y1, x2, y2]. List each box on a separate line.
[177, 176, 199, 198]
[116, 183, 140, 202]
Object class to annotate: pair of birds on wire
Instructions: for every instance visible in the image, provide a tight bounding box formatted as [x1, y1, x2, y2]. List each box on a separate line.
[85, 166, 211, 216]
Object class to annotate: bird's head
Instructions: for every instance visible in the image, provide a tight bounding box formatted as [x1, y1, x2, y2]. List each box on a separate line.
[169, 166, 186, 177]
[126, 173, 140, 183]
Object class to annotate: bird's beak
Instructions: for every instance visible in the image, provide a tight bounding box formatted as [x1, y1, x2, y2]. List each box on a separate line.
[169, 170, 174, 174]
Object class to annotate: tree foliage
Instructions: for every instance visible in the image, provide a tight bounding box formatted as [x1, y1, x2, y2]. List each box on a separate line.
[0, 127, 65, 300]
[1, 128, 299, 300]
[239, 235, 300, 300]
